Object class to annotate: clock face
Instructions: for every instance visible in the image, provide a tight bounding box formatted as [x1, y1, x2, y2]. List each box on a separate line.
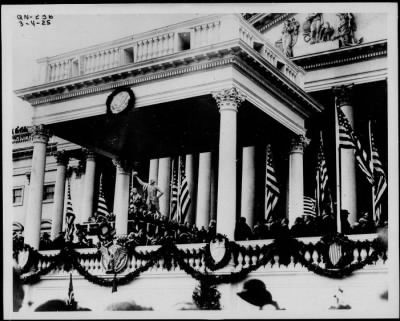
[110, 91, 130, 114]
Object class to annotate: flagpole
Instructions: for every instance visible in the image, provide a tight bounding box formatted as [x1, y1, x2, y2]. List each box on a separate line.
[335, 97, 342, 233]
[368, 120, 376, 222]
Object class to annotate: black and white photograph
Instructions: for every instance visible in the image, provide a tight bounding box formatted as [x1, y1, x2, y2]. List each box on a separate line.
[2, 3, 399, 319]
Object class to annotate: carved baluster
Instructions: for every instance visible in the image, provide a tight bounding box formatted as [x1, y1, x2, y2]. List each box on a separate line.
[273, 255, 280, 269]
[162, 34, 166, 54]
[170, 33, 175, 54]
[243, 254, 250, 268]
[352, 248, 359, 263]
[360, 248, 368, 261]
[236, 252, 243, 271]
[304, 250, 311, 262]
[288, 256, 295, 268]
[312, 250, 319, 264]
[251, 254, 257, 266]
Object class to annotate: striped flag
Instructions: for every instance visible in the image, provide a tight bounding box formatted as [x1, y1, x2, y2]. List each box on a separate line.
[64, 179, 76, 243]
[303, 196, 317, 217]
[316, 132, 333, 216]
[265, 144, 280, 221]
[370, 127, 387, 221]
[337, 107, 374, 185]
[170, 159, 179, 221]
[178, 157, 191, 223]
[96, 174, 110, 221]
[66, 272, 76, 308]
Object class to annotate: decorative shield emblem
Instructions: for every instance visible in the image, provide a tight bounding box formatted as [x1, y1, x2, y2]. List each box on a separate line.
[17, 247, 30, 270]
[209, 239, 226, 264]
[100, 243, 128, 274]
[329, 243, 342, 267]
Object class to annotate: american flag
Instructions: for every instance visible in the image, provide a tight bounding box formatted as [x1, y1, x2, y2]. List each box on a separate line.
[265, 144, 280, 221]
[128, 171, 137, 214]
[170, 159, 179, 220]
[316, 132, 333, 216]
[96, 174, 110, 221]
[337, 107, 374, 185]
[66, 272, 76, 308]
[178, 157, 191, 223]
[370, 128, 387, 221]
[64, 179, 76, 243]
[303, 196, 317, 217]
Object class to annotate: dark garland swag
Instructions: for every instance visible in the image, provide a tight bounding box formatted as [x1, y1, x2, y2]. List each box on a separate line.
[15, 233, 387, 287]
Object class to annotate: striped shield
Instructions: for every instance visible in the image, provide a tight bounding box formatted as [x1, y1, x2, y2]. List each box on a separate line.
[209, 239, 226, 264]
[328, 243, 342, 267]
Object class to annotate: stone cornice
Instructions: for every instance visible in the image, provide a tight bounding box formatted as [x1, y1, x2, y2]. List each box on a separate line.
[291, 40, 387, 71]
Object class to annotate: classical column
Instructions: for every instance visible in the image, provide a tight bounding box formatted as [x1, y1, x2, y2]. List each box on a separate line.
[334, 85, 357, 224]
[185, 154, 196, 225]
[196, 152, 212, 229]
[149, 158, 159, 182]
[212, 87, 245, 239]
[80, 149, 96, 223]
[158, 157, 171, 218]
[240, 146, 256, 229]
[287, 135, 306, 227]
[50, 151, 69, 240]
[24, 125, 50, 249]
[113, 159, 130, 236]
[209, 153, 218, 222]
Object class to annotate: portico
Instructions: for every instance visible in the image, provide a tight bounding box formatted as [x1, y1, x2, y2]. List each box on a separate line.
[15, 13, 323, 246]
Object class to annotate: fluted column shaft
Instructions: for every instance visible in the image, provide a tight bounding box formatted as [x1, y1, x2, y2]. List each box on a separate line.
[149, 158, 159, 182]
[241, 146, 256, 228]
[24, 126, 49, 249]
[80, 150, 96, 223]
[113, 160, 130, 236]
[51, 151, 69, 240]
[334, 85, 358, 224]
[213, 88, 245, 239]
[196, 152, 212, 229]
[185, 154, 196, 225]
[158, 157, 171, 218]
[287, 135, 306, 227]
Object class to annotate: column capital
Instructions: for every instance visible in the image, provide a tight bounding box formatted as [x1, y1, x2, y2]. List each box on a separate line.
[82, 148, 96, 161]
[333, 84, 354, 108]
[31, 125, 50, 144]
[212, 87, 246, 112]
[112, 158, 131, 173]
[54, 150, 69, 166]
[289, 135, 309, 153]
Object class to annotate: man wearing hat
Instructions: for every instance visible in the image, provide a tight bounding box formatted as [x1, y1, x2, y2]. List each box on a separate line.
[237, 279, 282, 310]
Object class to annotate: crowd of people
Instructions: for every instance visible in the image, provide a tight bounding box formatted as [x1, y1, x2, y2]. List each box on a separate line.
[12, 126, 31, 143]
[235, 209, 387, 241]
[13, 205, 386, 252]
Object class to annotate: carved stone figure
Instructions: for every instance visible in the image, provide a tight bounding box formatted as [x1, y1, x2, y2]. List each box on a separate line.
[281, 18, 300, 57]
[335, 13, 363, 47]
[303, 13, 323, 44]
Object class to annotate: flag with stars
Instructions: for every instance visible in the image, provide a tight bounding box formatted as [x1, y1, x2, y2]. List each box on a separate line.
[64, 179, 76, 243]
[337, 107, 374, 185]
[265, 144, 280, 221]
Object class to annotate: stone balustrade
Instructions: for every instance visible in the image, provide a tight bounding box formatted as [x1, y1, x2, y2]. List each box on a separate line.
[35, 234, 386, 278]
[35, 14, 304, 87]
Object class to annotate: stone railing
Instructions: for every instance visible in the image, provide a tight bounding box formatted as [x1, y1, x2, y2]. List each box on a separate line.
[36, 233, 386, 278]
[35, 14, 304, 87]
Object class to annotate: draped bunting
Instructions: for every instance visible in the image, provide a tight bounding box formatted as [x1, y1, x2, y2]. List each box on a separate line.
[16, 233, 386, 287]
